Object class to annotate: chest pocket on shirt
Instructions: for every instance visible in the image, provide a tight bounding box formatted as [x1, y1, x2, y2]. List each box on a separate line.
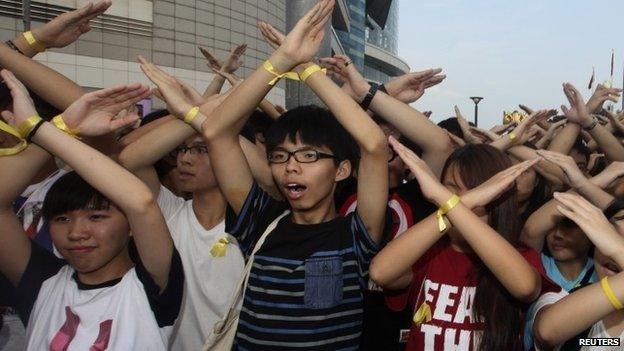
[304, 256, 343, 309]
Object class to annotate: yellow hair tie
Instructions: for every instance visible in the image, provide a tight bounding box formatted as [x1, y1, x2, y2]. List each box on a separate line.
[262, 61, 299, 86]
[183, 106, 200, 124]
[0, 121, 28, 156]
[51, 115, 80, 139]
[210, 236, 230, 258]
[601, 277, 624, 310]
[413, 302, 433, 326]
[436, 194, 460, 232]
[18, 116, 43, 139]
[22, 31, 46, 53]
[299, 64, 327, 82]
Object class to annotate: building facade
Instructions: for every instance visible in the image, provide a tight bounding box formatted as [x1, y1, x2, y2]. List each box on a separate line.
[333, 0, 408, 84]
[0, 0, 287, 113]
[0, 0, 407, 111]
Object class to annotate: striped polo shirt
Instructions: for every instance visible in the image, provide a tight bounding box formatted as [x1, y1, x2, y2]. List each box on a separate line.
[226, 182, 380, 350]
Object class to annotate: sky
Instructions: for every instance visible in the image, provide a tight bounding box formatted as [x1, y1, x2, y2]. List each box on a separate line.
[397, 0, 624, 128]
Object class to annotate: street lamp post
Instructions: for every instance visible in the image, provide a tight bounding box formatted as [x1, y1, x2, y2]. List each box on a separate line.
[470, 96, 483, 127]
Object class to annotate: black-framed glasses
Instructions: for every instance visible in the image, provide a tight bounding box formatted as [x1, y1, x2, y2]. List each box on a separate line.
[170, 145, 208, 157]
[268, 148, 336, 164]
[388, 148, 397, 163]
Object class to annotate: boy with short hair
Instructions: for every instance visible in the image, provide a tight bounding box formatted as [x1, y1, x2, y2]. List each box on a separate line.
[140, 0, 389, 349]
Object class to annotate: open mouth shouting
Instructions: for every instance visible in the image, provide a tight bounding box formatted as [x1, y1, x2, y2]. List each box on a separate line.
[283, 183, 308, 200]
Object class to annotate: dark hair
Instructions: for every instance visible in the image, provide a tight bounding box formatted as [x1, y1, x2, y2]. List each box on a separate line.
[42, 172, 113, 220]
[264, 105, 359, 167]
[241, 110, 274, 143]
[140, 109, 170, 127]
[441, 144, 523, 351]
[571, 137, 590, 164]
[437, 117, 473, 139]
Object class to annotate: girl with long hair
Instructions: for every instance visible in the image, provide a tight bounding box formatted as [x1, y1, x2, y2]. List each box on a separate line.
[370, 140, 556, 351]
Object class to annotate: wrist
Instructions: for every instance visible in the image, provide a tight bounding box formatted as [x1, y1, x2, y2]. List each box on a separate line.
[268, 51, 297, 73]
[189, 113, 207, 132]
[433, 189, 456, 208]
[354, 81, 372, 103]
[10, 35, 37, 58]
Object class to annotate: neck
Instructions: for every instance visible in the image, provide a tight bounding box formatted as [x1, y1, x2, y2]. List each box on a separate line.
[192, 186, 227, 230]
[555, 257, 588, 281]
[291, 196, 337, 225]
[76, 248, 133, 285]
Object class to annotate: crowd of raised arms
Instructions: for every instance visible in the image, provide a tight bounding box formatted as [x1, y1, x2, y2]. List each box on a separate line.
[1, 1, 624, 351]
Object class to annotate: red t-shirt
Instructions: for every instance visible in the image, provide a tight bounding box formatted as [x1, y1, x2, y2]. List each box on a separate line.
[405, 237, 558, 351]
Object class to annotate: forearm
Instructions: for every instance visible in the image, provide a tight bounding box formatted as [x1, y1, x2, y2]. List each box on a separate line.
[33, 123, 154, 214]
[535, 272, 624, 348]
[119, 117, 193, 171]
[0, 43, 84, 110]
[508, 145, 565, 185]
[304, 69, 386, 152]
[548, 123, 580, 154]
[259, 99, 282, 120]
[202, 75, 227, 98]
[576, 179, 616, 210]
[448, 203, 541, 301]
[370, 213, 445, 287]
[203, 54, 285, 140]
[9, 34, 38, 58]
[521, 199, 562, 251]
[0, 144, 51, 209]
[590, 125, 624, 162]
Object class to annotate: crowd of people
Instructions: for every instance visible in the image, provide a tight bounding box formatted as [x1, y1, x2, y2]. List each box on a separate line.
[1, 0, 624, 350]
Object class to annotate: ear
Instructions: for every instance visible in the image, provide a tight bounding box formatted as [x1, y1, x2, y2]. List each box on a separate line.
[334, 159, 352, 182]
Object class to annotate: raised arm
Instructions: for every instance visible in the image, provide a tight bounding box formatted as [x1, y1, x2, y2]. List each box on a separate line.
[199, 44, 246, 98]
[319, 56, 452, 176]
[534, 192, 624, 349]
[372, 137, 541, 301]
[9, 1, 111, 58]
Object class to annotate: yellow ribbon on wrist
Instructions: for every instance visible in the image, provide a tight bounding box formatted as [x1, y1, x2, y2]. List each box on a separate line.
[299, 64, 327, 83]
[22, 31, 46, 53]
[51, 115, 80, 139]
[508, 132, 517, 140]
[601, 277, 624, 310]
[210, 236, 230, 257]
[436, 194, 460, 233]
[0, 121, 28, 156]
[413, 302, 433, 326]
[18, 116, 43, 139]
[263, 60, 299, 86]
[183, 106, 200, 124]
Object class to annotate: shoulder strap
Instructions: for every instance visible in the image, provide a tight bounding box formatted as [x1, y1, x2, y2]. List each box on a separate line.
[578, 265, 595, 287]
[224, 210, 290, 312]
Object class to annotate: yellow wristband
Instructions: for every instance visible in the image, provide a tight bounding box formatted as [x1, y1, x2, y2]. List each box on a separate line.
[17, 116, 43, 139]
[262, 60, 300, 86]
[299, 64, 327, 82]
[508, 132, 517, 140]
[183, 106, 200, 124]
[601, 277, 624, 310]
[436, 194, 460, 232]
[51, 115, 80, 138]
[22, 31, 46, 53]
[0, 120, 28, 156]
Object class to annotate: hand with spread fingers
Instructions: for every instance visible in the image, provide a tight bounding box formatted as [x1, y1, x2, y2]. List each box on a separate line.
[31, 1, 112, 50]
[554, 192, 624, 264]
[536, 149, 588, 189]
[61, 84, 151, 136]
[384, 69, 446, 104]
[462, 158, 540, 209]
[586, 84, 622, 114]
[199, 44, 247, 74]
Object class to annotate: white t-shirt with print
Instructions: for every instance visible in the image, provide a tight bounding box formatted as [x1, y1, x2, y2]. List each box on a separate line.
[157, 186, 245, 351]
[25, 266, 171, 351]
[532, 289, 624, 351]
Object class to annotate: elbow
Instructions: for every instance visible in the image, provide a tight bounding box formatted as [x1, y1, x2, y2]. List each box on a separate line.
[360, 130, 388, 156]
[129, 187, 158, 215]
[369, 257, 394, 288]
[534, 321, 559, 349]
[513, 271, 541, 303]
